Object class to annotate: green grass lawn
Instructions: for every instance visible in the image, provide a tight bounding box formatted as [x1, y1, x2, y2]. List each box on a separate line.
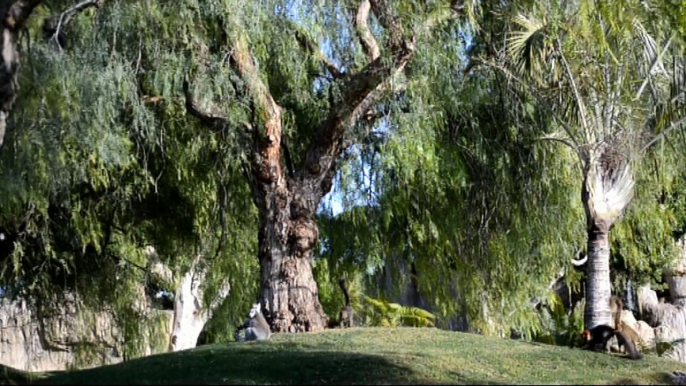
[3, 327, 686, 385]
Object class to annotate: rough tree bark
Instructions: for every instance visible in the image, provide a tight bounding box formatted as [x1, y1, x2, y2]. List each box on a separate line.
[0, 0, 42, 147]
[581, 143, 634, 328]
[185, 0, 462, 333]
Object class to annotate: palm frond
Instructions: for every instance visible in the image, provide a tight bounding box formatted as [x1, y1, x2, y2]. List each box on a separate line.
[633, 20, 673, 101]
[507, 14, 551, 76]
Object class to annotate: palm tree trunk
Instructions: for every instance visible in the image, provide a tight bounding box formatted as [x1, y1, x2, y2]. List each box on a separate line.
[581, 153, 634, 328]
[584, 224, 613, 328]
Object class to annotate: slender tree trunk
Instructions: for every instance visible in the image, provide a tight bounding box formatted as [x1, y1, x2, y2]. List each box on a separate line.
[169, 256, 230, 351]
[581, 151, 634, 328]
[584, 224, 613, 328]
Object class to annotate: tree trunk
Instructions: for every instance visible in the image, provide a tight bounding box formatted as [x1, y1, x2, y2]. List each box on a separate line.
[145, 248, 229, 352]
[584, 224, 613, 328]
[169, 256, 230, 351]
[580, 146, 634, 329]
[255, 183, 329, 333]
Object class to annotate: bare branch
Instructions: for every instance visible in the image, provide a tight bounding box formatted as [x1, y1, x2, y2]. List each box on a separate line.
[354, 0, 380, 62]
[231, 31, 284, 184]
[232, 35, 281, 127]
[43, 0, 103, 50]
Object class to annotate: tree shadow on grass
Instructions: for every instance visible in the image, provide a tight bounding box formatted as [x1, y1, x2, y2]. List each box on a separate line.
[20, 341, 421, 385]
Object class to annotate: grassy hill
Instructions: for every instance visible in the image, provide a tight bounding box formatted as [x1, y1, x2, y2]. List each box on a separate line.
[3, 327, 686, 385]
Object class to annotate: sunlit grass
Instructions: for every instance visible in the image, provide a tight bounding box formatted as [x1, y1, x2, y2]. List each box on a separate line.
[3, 327, 686, 385]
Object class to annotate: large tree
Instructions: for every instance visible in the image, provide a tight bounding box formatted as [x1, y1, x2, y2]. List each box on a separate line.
[180, 0, 475, 332]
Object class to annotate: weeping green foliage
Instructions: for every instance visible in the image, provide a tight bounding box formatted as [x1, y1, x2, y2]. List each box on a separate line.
[362, 296, 436, 328]
[312, 258, 365, 320]
[0, 0, 266, 356]
[611, 140, 686, 292]
[319, 27, 586, 335]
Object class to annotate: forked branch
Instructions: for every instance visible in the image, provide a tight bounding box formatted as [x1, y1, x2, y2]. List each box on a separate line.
[295, 3, 462, 194]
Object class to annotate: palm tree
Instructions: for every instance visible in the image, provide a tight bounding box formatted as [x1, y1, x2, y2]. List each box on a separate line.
[498, 0, 685, 328]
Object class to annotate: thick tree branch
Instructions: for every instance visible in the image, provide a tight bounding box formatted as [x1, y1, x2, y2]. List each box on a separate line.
[292, 27, 342, 79]
[292, 41, 413, 212]
[231, 31, 284, 185]
[0, 0, 42, 148]
[43, 0, 103, 50]
[354, 0, 380, 62]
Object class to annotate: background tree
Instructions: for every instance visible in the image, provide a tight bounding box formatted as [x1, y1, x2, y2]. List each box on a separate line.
[0, 0, 261, 356]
